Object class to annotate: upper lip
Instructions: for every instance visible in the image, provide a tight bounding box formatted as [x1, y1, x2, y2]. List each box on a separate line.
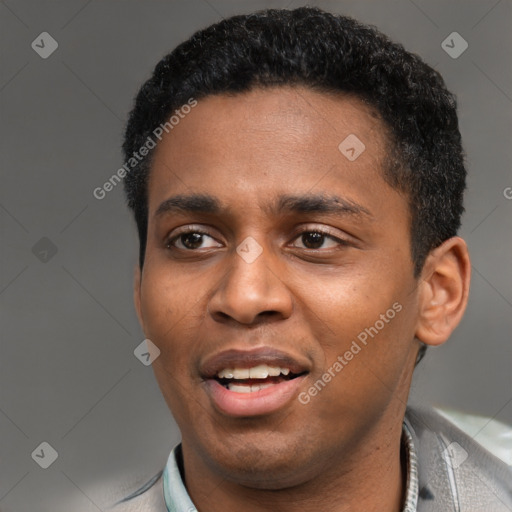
[200, 347, 311, 379]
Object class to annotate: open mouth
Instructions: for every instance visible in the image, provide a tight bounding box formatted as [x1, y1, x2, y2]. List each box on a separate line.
[201, 348, 311, 415]
[213, 364, 308, 393]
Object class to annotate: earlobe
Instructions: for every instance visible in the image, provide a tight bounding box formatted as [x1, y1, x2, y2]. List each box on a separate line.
[415, 236, 471, 346]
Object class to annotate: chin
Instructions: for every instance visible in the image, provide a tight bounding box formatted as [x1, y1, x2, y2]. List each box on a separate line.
[218, 461, 311, 490]
[199, 435, 318, 489]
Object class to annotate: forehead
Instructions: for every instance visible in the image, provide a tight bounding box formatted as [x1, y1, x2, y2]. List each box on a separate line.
[146, 86, 396, 217]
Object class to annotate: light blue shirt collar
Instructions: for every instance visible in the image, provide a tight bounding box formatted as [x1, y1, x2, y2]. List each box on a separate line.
[163, 445, 197, 512]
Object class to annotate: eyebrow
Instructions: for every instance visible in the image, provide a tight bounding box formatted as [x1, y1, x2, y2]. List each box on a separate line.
[155, 193, 372, 219]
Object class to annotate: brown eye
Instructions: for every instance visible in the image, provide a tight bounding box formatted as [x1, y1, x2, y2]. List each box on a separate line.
[292, 230, 346, 250]
[301, 232, 325, 249]
[166, 230, 221, 250]
[177, 233, 204, 249]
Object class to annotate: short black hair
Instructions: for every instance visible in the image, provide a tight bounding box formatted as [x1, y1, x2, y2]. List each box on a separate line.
[122, 6, 466, 278]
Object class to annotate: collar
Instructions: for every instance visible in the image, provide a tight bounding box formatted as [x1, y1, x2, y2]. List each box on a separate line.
[163, 421, 419, 511]
[402, 418, 419, 512]
[162, 444, 195, 511]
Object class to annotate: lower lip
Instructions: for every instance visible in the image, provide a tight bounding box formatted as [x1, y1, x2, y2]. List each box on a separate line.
[204, 376, 307, 417]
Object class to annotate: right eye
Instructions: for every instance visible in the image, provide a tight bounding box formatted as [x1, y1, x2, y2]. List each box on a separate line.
[166, 229, 223, 251]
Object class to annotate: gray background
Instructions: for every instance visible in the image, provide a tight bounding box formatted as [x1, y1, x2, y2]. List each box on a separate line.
[1, 0, 511, 510]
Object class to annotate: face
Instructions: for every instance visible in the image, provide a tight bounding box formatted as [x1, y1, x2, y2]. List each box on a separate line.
[135, 87, 422, 488]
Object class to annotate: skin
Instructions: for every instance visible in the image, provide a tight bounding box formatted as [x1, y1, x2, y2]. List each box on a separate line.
[134, 86, 471, 511]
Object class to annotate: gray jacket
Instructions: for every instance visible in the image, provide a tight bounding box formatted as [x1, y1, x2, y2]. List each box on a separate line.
[110, 406, 512, 511]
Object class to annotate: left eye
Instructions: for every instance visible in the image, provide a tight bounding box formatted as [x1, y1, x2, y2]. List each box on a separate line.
[291, 230, 346, 250]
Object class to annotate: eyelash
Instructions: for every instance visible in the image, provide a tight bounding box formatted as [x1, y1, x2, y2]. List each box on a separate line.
[165, 227, 349, 251]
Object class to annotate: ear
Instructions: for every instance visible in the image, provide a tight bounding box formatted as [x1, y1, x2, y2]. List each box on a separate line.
[133, 264, 145, 332]
[415, 236, 471, 346]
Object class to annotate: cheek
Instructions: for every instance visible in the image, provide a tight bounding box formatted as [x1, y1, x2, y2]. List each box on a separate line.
[139, 268, 192, 360]
[320, 298, 416, 409]
[140, 258, 198, 323]
[140, 284, 174, 337]
[294, 268, 400, 339]
[301, 270, 415, 389]
[140, 270, 200, 417]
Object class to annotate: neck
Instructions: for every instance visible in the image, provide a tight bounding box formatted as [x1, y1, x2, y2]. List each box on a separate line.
[182, 416, 407, 512]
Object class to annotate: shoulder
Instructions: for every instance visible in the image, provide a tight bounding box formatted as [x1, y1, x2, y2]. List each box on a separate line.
[106, 470, 167, 512]
[405, 405, 512, 511]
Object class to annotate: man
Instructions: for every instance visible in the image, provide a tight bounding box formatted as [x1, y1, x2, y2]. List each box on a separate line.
[113, 6, 512, 511]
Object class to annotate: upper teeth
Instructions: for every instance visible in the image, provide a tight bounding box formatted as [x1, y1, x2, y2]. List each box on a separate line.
[217, 364, 291, 379]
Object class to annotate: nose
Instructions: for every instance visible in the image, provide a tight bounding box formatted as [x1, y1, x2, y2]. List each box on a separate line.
[207, 240, 293, 326]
